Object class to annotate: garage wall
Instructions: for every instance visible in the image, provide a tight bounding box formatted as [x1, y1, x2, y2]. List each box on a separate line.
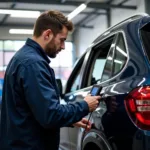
[73, 15, 107, 58]
[74, 0, 145, 58]
[0, 0, 145, 59]
[111, 0, 145, 26]
[0, 27, 72, 41]
[0, 27, 32, 40]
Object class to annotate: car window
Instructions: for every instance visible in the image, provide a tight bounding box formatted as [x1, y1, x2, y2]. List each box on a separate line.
[101, 47, 114, 82]
[84, 36, 115, 86]
[91, 58, 106, 85]
[112, 33, 127, 76]
[65, 54, 85, 93]
[70, 70, 81, 92]
[140, 23, 150, 63]
[100, 35, 118, 82]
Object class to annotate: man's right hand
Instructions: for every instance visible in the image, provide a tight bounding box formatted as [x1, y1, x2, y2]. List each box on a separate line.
[84, 95, 101, 112]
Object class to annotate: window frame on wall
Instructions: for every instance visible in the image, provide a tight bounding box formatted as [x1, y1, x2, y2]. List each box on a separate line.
[0, 40, 26, 66]
[3, 40, 25, 51]
[0, 40, 26, 74]
[0, 40, 4, 72]
[0, 41, 3, 51]
[0, 40, 75, 87]
[50, 41, 74, 87]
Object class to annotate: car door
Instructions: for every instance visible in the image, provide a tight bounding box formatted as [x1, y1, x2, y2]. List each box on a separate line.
[82, 32, 129, 150]
[62, 34, 119, 150]
[59, 51, 89, 150]
[78, 35, 117, 150]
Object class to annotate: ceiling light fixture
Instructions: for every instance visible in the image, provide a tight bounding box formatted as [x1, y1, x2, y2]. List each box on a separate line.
[67, 3, 87, 20]
[9, 29, 33, 34]
[0, 9, 40, 18]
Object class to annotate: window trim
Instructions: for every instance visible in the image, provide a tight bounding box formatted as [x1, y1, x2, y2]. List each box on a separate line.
[112, 33, 128, 77]
[100, 34, 118, 82]
[100, 31, 129, 84]
[64, 52, 86, 93]
[82, 35, 115, 88]
[82, 31, 129, 87]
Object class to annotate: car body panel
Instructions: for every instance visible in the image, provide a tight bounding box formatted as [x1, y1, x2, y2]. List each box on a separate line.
[61, 14, 150, 150]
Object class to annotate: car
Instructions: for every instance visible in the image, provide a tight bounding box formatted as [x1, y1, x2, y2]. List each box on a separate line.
[58, 14, 150, 150]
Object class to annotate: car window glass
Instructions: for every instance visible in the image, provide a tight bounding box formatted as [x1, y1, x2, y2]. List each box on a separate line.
[91, 58, 106, 85]
[70, 71, 80, 92]
[101, 48, 114, 82]
[66, 54, 85, 93]
[113, 33, 127, 75]
[85, 36, 115, 86]
[140, 23, 150, 63]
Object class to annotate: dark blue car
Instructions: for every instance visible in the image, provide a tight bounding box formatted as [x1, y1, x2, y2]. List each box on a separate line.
[59, 14, 150, 150]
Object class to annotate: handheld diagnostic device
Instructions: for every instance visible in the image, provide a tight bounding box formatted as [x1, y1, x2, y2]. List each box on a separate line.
[90, 85, 102, 96]
[84, 85, 103, 132]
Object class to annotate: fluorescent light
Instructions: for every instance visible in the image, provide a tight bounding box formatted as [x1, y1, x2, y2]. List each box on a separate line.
[10, 14, 39, 18]
[10, 11, 40, 18]
[0, 9, 40, 18]
[9, 29, 33, 34]
[67, 3, 87, 20]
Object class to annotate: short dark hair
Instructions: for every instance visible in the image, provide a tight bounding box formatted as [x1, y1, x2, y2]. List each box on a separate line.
[33, 10, 73, 37]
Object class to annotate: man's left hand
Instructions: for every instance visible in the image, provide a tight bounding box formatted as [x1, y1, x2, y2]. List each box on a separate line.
[73, 118, 92, 131]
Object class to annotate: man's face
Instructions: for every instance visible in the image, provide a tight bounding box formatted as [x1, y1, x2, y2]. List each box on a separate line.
[45, 26, 68, 58]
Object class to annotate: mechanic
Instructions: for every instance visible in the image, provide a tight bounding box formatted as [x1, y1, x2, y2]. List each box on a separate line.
[0, 10, 100, 150]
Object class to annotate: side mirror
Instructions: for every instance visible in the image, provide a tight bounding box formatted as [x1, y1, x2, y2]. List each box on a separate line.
[56, 79, 64, 98]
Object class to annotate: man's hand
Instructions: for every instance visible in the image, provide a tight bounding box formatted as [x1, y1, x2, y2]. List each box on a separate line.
[84, 95, 101, 112]
[73, 118, 92, 131]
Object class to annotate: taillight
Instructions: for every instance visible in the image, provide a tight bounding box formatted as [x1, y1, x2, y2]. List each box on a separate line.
[124, 86, 150, 130]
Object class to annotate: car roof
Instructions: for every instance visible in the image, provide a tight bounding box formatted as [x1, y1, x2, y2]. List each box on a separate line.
[92, 13, 149, 44]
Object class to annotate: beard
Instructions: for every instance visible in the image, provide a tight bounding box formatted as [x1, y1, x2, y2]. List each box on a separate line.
[45, 40, 58, 58]
[45, 46, 57, 58]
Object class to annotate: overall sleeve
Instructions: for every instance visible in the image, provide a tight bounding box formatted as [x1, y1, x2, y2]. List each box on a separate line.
[20, 61, 89, 129]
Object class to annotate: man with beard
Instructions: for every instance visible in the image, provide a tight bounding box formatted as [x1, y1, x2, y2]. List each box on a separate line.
[0, 10, 100, 150]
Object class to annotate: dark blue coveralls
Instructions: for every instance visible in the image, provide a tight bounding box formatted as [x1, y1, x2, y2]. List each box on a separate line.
[0, 38, 89, 150]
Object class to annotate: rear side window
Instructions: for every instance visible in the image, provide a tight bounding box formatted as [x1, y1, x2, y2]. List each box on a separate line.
[101, 33, 127, 82]
[101, 46, 114, 82]
[140, 22, 150, 62]
[84, 36, 115, 86]
[112, 33, 127, 76]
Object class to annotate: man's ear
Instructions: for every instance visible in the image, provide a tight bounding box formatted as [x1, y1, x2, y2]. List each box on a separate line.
[43, 29, 53, 41]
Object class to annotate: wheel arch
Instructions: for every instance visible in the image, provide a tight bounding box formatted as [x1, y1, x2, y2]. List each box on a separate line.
[82, 129, 112, 150]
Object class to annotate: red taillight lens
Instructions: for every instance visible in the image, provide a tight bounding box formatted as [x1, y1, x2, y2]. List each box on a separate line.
[124, 86, 150, 130]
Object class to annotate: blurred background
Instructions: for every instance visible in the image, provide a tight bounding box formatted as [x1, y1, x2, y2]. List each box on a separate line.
[0, 0, 148, 99]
